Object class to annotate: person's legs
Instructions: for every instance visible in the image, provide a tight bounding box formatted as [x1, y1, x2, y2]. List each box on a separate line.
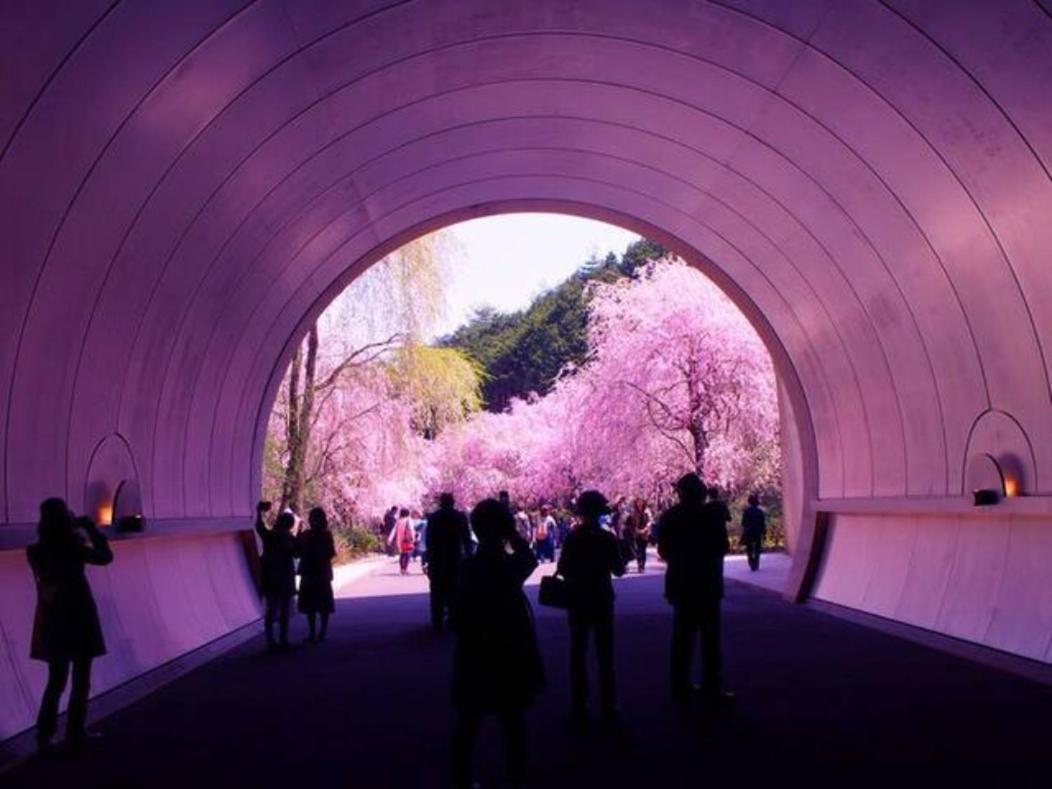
[318, 612, 330, 641]
[699, 599, 724, 695]
[568, 609, 590, 714]
[66, 656, 93, 739]
[399, 552, 411, 574]
[636, 539, 647, 572]
[452, 709, 483, 788]
[36, 657, 71, 746]
[264, 595, 278, 647]
[429, 575, 446, 631]
[500, 709, 528, 787]
[278, 594, 291, 647]
[595, 603, 617, 714]
[306, 611, 317, 642]
[670, 604, 698, 698]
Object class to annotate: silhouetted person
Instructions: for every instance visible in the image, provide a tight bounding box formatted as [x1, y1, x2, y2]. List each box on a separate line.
[557, 490, 626, 719]
[297, 507, 336, 643]
[657, 474, 732, 703]
[451, 499, 543, 789]
[741, 494, 767, 571]
[388, 508, 415, 574]
[383, 505, 398, 538]
[424, 493, 471, 632]
[27, 498, 113, 750]
[498, 489, 512, 512]
[255, 501, 297, 651]
[625, 497, 653, 573]
[708, 485, 732, 536]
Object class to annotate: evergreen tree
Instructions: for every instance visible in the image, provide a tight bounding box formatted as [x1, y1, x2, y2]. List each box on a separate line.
[440, 238, 665, 410]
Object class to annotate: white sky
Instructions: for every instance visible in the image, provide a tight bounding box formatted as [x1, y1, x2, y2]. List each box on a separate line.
[430, 213, 640, 338]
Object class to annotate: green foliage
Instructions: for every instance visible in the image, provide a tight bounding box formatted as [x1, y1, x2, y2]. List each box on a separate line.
[332, 524, 382, 563]
[387, 344, 485, 437]
[439, 237, 666, 410]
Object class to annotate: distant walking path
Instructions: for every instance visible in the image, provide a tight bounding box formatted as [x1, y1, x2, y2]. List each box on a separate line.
[5, 553, 1048, 788]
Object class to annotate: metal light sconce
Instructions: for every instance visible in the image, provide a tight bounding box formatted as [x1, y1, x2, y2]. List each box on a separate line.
[114, 479, 146, 533]
[966, 453, 1005, 507]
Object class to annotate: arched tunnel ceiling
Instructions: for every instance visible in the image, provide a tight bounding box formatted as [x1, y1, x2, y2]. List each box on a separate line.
[2, 0, 1052, 524]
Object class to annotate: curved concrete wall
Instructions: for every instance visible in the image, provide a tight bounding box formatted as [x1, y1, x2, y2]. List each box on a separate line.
[1, 0, 1051, 736]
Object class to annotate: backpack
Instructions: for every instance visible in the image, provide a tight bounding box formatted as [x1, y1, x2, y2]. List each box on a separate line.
[399, 522, 415, 553]
[536, 518, 549, 541]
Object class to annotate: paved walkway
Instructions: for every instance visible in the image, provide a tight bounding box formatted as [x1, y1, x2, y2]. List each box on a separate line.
[5, 553, 1049, 788]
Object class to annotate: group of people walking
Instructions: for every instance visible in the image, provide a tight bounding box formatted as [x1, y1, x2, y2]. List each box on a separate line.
[436, 473, 750, 788]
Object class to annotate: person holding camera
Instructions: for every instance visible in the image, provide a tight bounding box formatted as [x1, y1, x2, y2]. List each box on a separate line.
[27, 497, 113, 750]
[451, 498, 544, 789]
[255, 500, 297, 651]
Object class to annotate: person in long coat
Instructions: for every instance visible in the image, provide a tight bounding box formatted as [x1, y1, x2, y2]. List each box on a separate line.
[296, 507, 336, 643]
[557, 490, 626, 719]
[255, 500, 298, 651]
[451, 498, 544, 789]
[27, 497, 113, 749]
[657, 474, 732, 703]
[424, 492, 471, 632]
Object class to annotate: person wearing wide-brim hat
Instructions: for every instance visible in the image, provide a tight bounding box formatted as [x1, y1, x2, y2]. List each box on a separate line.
[556, 489, 626, 720]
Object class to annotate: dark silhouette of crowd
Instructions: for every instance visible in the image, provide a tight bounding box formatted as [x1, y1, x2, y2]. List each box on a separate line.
[25, 474, 767, 787]
[418, 474, 751, 787]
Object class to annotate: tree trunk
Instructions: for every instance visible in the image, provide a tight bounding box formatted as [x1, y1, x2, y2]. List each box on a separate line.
[280, 325, 319, 514]
[279, 342, 302, 511]
[686, 354, 707, 477]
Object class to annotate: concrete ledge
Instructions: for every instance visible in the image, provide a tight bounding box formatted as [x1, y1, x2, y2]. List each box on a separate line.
[0, 517, 251, 551]
[814, 495, 1052, 519]
[0, 617, 261, 772]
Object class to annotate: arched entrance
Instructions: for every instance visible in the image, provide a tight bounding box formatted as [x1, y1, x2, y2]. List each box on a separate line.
[2, 0, 1051, 740]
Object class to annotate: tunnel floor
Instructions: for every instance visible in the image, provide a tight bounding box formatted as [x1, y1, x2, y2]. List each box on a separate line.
[4, 556, 1049, 788]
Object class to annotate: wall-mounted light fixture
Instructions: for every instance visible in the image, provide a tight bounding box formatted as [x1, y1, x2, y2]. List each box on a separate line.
[966, 453, 1005, 507]
[96, 502, 114, 526]
[972, 488, 999, 506]
[1003, 476, 1019, 498]
[114, 480, 145, 533]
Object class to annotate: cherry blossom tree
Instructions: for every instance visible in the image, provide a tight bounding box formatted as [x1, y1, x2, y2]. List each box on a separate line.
[569, 258, 780, 498]
[422, 258, 780, 506]
[265, 230, 478, 519]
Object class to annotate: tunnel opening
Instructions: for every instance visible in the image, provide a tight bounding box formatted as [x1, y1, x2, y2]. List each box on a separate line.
[253, 211, 814, 590]
[3, 0, 1051, 751]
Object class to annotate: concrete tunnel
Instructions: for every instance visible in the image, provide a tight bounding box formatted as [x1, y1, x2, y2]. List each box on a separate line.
[2, 0, 1051, 739]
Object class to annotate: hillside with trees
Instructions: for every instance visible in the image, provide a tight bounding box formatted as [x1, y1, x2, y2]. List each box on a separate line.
[439, 238, 666, 411]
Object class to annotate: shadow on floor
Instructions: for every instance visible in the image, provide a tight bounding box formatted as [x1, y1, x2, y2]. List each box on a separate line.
[4, 573, 1050, 788]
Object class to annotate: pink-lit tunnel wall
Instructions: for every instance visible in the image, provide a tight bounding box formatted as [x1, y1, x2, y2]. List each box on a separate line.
[2, 0, 1052, 738]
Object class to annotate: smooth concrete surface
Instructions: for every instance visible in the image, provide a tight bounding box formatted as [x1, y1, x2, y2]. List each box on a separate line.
[3, 559, 1050, 788]
[3, 0, 1052, 747]
[813, 512, 1052, 663]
